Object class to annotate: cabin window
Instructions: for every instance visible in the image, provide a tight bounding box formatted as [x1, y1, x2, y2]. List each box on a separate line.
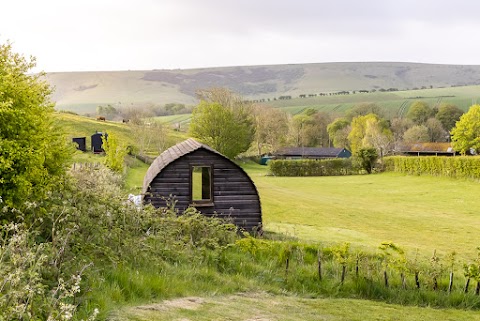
[190, 165, 213, 205]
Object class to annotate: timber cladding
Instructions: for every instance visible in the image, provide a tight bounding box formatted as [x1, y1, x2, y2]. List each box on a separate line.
[143, 139, 262, 231]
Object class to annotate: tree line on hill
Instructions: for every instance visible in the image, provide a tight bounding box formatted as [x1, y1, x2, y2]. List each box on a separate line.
[188, 88, 473, 159]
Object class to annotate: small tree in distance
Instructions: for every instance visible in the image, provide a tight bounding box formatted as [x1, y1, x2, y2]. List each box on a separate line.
[355, 147, 378, 174]
[451, 104, 480, 155]
[189, 88, 254, 159]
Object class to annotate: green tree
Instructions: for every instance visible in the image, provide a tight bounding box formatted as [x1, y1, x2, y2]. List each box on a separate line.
[253, 105, 289, 155]
[327, 118, 350, 148]
[346, 103, 385, 120]
[288, 110, 331, 148]
[436, 103, 464, 131]
[102, 134, 127, 172]
[348, 114, 392, 155]
[355, 147, 378, 174]
[426, 118, 447, 142]
[403, 125, 430, 143]
[451, 104, 480, 154]
[189, 89, 254, 159]
[406, 101, 434, 125]
[390, 117, 414, 142]
[0, 42, 70, 209]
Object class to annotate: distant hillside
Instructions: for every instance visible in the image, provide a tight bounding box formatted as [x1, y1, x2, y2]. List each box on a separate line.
[45, 62, 480, 114]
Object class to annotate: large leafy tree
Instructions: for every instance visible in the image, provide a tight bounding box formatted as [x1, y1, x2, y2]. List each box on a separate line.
[288, 109, 331, 148]
[327, 118, 350, 148]
[435, 103, 464, 132]
[0, 42, 70, 209]
[451, 104, 480, 154]
[253, 105, 288, 155]
[355, 147, 378, 174]
[189, 89, 254, 159]
[403, 125, 430, 143]
[406, 101, 434, 125]
[348, 113, 392, 156]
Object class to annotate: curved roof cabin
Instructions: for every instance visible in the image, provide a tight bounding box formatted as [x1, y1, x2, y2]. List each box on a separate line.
[143, 138, 262, 231]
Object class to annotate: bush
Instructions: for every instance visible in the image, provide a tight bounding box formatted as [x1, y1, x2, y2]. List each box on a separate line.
[268, 158, 355, 176]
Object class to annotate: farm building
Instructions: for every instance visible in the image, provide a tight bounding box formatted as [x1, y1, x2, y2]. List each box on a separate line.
[396, 142, 456, 156]
[272, 147, 351, 160]
[142, 138, 262, 231]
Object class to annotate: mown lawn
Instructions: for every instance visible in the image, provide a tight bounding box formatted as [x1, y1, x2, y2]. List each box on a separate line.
[242, 163, 480, 260]
[113, 292, 480, 321]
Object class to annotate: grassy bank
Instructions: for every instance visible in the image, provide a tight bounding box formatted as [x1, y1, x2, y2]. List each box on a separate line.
[113, 292, 480, 321]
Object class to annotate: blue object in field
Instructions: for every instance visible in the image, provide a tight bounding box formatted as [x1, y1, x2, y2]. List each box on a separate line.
[260, 156, 272, 165]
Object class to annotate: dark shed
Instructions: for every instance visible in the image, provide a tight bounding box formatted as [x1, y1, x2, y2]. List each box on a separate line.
[72, 137, 86, 152]
[143, 138, 262, 231]
[91, 132, 107, 153]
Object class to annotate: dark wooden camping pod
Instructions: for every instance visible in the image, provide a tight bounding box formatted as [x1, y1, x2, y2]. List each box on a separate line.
[143, 138, 262, 231]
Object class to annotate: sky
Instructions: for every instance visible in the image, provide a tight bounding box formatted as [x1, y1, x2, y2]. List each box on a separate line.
[1, 0, 480, 72]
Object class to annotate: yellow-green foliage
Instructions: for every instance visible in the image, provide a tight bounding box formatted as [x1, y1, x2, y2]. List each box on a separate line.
[451, 104, 480, 154]
[384, 156, 480, 179]
[102, 134, 127, 173]
[0, 43, 70, 208]
[269, 158, 354, 176]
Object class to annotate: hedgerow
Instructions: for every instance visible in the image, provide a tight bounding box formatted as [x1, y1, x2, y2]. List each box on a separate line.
[268, 158, 355, 176]
[383, 156, 480, 179]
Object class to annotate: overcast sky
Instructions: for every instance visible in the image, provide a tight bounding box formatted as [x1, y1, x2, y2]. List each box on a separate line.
[1, 0, 480, 72]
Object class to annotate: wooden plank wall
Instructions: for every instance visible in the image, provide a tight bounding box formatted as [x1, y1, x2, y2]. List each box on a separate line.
[145, 149, 262, 231]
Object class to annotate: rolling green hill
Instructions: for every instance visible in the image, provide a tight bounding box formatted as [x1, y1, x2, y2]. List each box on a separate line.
[154, 84, 480, 128]
[55, 112, 187, 154]
[46, 62, 480, 114]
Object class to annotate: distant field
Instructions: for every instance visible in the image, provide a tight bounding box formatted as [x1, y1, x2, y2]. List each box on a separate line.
[268, 85, 480, 118]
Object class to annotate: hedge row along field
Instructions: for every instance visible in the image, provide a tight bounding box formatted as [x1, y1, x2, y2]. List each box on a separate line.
[269, 158, 355, 176]
[383, 156, 480, 179]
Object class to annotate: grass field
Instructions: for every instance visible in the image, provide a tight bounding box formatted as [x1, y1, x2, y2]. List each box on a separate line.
[113, 159, 480, 320]
[55, 112, 136, 150]
[125, 160, 480, 260]
[113, 292, 480, 321]
[246, 163, 480, 260]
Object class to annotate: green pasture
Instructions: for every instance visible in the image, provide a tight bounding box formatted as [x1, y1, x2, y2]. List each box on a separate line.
[246, 163, 480, 260]
[154, 113, 192, 125]
[125, 160, 480, 260]
[114, 292, 480, 321]
[55, 112, 135, 150]
[268, 85, 480, 117]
